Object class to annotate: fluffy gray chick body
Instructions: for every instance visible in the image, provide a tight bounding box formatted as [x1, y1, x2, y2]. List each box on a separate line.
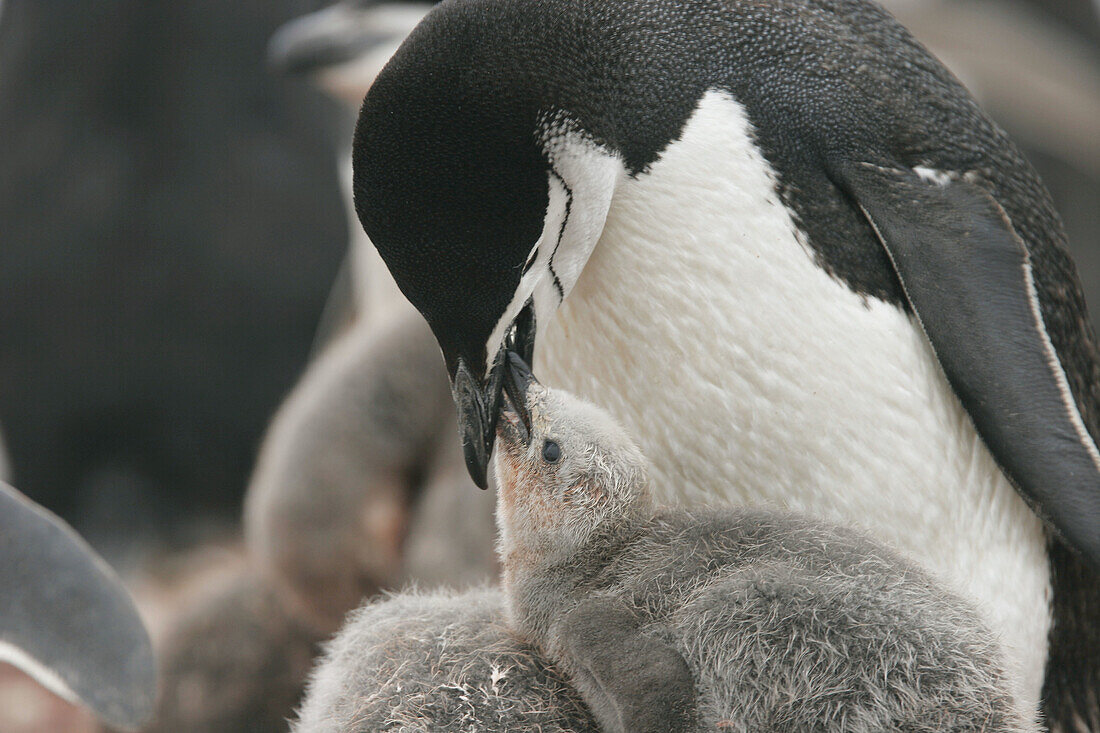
[494, 366, 1036, 733]
[293, 587, 597, 732]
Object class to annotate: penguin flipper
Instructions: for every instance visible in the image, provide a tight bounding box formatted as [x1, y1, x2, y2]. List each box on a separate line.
[0, 482, 156, 730]
[832, 160, 1100, 566]
[555, 596, 696, 733]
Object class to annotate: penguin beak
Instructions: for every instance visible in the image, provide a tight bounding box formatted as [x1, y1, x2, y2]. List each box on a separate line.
[497, 352, 537, 451]
[450, 303, 538, 489]
[501, 351, 536, 440]
[503, 351, 535, 433]
[267, 5, 394, 77]
[452, 355, 506, 490]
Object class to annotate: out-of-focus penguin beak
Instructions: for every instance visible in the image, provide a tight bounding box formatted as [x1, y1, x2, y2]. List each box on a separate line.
[267, 5, 392, 76]
[0, 482, 156, 730]
[450, 304, 537, 489]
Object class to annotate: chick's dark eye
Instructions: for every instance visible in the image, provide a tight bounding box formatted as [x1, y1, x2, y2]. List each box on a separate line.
[542, 440, 561, 463]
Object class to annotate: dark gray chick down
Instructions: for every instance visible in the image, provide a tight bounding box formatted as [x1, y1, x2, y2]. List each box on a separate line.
[293, 587, 598, 732]
[492, 360, 1037, 733]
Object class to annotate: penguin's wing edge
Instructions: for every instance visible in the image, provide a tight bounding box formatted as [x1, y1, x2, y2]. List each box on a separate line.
[0, 482, 157, 731]
[832, 160, 1100, 568]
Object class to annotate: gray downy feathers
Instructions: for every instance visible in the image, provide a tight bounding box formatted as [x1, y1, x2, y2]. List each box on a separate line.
[293, 587, 598, 733]
[494, 381, 1038, 733]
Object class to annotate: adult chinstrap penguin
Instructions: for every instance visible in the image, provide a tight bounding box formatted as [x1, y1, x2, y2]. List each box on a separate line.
[351, 0, 1100, 726]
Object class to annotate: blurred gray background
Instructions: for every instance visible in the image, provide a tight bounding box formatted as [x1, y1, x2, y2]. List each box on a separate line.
[0, 0, 352, 555]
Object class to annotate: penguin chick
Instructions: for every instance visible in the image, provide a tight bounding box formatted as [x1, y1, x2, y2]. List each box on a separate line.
[351, 0, 1100, 718]
[244, 309, 495, 633]
[293, 587, 597, 733]
[494, 356, 1037, 733]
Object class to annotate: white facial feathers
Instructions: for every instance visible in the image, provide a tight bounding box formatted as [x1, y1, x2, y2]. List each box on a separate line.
[481, 120, 625, 380]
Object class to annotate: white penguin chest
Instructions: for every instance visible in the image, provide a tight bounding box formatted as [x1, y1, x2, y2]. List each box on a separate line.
[538, 91, 1049, 715]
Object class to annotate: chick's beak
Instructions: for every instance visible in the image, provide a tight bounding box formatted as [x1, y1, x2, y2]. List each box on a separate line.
[498, 351, 536, 448]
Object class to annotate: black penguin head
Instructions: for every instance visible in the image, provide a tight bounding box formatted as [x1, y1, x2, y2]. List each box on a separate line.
[354, 14, 542, 488]
[351, 0, 721, 486]
[354, 6, 550, 370]
[353, 0, 644, 487]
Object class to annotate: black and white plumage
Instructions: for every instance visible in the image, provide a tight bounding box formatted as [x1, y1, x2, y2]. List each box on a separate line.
[493, 363, 1035, 733]
[876, 0, 1100, 297]
[0, 481, 155, 730]
[350, 0, 1100, 725]
[293, 588, 598, 733]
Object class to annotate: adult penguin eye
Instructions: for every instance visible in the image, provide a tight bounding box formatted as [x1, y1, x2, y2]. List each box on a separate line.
[542, 440, 561, 463]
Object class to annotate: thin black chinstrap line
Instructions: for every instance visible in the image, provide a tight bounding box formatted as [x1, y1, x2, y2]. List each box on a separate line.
[548, 167, 572, 302]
